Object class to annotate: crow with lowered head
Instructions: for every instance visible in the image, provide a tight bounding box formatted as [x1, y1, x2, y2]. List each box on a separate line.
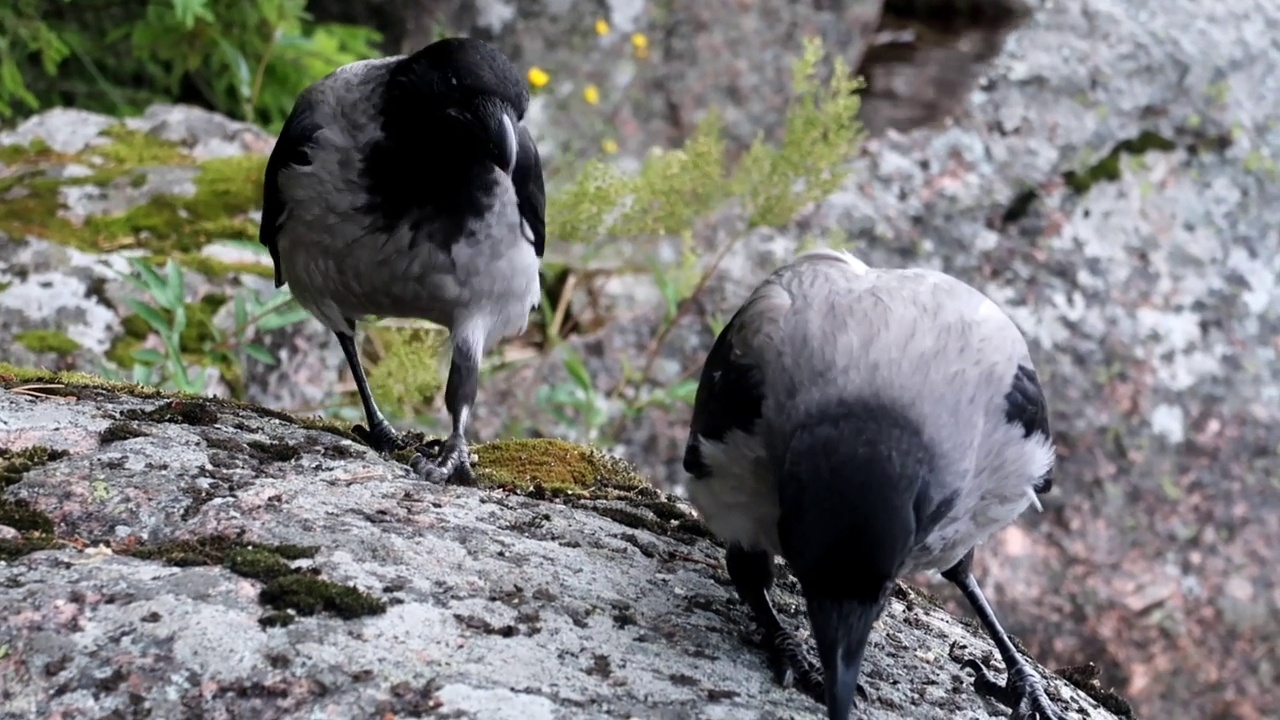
[259, 36, 545, 483]
[683, 248, 1065, 720]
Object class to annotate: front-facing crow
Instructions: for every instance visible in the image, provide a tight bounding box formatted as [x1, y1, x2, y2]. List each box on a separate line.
[259, 36, 546, 483]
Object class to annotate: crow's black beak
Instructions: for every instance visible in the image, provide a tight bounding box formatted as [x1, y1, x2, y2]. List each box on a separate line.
[495, 110, 517, 175]
[478, 96, 517, 176]
[807, 593, 883, 720]
[445, 97, 517, 176]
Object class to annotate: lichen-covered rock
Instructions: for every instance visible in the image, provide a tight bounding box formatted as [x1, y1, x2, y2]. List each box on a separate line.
[1, 0, 1277, 717]
[0, 106, 343, 414]
[0, 371, 1128, 719]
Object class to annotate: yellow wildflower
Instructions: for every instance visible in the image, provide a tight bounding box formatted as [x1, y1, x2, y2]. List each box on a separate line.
[583, 84, 601, 105]
[601, 138, 619, 155]
[527, 67, 550, 88]
[595, 18, 610, 36]
[631, 32, 649, 59]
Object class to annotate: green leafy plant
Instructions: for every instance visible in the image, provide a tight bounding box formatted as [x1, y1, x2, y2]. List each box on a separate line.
[0, 0, 382, 129]
[547, 37, 864, 253]
[0, 1, 71, 118]
[109, 257, 309, 394]
[532, 37, 867, 442]
[534, 346, 612, 443]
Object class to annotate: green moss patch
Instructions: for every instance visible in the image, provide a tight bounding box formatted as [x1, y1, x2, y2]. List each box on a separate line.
[203, 434, 302, 465]
[473, 438, 649, 496]
[0, 446, 70, 561]
[14, 329, 82, 356]
[467, 438, 712, 541]
[0, 362, 165, 399]
[96, 126, 193, 167]
[124, 536, 385, 626]
[0, 138, 72, 166]
[244, 440, 302, 464]
[0, 129, 271, 280]
[259, 574, 388, 621]
[1064, 130, 1177, 193]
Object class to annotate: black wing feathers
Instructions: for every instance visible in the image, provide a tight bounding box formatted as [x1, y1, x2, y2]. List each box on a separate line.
[1004, 363, 1054, 494]
[683, 311, 766, 479]
[260, 96, 322, 288]
[512, 125, 546, 257]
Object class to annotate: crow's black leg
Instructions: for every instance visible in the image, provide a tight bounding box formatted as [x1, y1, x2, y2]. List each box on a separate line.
[725, 544, 860, 707]
[410, 334, 479, 485]
[943, 550, 1065, 720]
[337, 329, 405, 454]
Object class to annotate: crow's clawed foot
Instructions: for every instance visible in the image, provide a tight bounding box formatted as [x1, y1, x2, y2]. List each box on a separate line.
[767, 627, 824, 702]
[762, 627, 868, 707]
[409, 434, 475, 485]
[351, 420, 413, 455]
[961, 657, 1066, 720]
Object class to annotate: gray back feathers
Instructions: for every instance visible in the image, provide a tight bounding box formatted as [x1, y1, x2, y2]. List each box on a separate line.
[708, 248, 1055, 571]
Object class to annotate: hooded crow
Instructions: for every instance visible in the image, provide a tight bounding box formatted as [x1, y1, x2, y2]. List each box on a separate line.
[683, 248, 1064, 720]
[259, 36, 546, 483]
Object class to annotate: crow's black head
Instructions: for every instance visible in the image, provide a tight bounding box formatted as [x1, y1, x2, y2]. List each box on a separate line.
[382, 36, 528, 175]
[362, 36, 542, 240]
[403, 36, 529, 119]
[776, 398, 945, 720]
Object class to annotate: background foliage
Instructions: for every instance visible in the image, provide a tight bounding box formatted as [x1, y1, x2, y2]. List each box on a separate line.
[0, 0, 382, 130]
[0, 1, 867, 442]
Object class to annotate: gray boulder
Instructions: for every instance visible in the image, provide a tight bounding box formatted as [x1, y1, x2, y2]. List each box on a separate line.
[0, 372, 1128, 719]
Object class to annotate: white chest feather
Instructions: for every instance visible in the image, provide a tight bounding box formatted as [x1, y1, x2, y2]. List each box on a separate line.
[684, 430, 782, 556]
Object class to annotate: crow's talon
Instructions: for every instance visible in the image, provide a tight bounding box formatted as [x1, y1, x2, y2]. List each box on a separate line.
[763, 627, 828, 705]
[961, 658, 1065, 720]
[351, 422, 410, 454]
[410, 437, 474, 485]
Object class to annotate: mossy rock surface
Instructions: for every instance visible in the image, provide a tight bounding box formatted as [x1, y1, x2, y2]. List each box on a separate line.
[0, 360, 1130, 720]
[474, 438, 649, 495]
[0, 445, 68, 560]
[123, 536, 385, 626]
[465, 437, 712, 542]
[0, 126, 271, 280]
[15, 329, 82, 356]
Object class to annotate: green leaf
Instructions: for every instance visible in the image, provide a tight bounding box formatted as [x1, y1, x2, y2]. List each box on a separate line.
[124, 299, 173, 336]
[130, 363, 155, 386]
[233, 295, 248, 331]
[561, 350, 593, 394]
[164, 260, 185, 308]
[170, 0, 214, 29]
[130, 348, 166, 365]
[654, 272, 680, 322]
[668, 379, 699, 405]
[243, 343, 279, 366]
[256, 306, 310, 332]
[130, 259, 170, 302]
[214, 36, 252, 104]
